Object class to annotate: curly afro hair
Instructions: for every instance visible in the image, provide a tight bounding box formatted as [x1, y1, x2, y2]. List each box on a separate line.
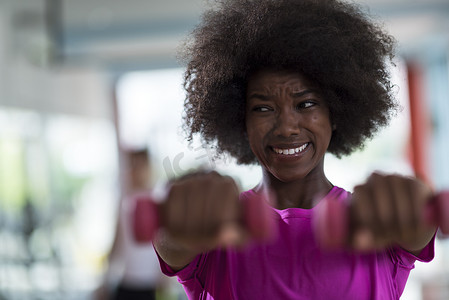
[181, 0, 398, 165]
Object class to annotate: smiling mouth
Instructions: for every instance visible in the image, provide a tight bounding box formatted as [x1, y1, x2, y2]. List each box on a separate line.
[272, 143, 309, 155]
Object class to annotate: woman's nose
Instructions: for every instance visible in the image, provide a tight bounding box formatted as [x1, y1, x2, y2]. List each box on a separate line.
[273, 109, 300, 137]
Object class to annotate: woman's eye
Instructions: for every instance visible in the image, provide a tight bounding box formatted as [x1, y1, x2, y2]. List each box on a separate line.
[253, 106, 272, 112]
[298, 101, 316, 109]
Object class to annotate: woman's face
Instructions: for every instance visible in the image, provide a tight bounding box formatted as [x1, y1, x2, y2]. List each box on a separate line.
[245, 69, 333, 183]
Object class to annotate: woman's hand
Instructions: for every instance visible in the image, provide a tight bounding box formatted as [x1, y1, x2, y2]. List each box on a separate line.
[161, 171, 248, 253]
[349, 172, 436, 254]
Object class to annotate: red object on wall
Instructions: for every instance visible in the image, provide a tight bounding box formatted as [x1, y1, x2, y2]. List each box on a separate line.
[406, 63, 432, 186]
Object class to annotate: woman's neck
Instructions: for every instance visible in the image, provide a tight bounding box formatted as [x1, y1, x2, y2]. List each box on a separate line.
[255, 168, 333, 210]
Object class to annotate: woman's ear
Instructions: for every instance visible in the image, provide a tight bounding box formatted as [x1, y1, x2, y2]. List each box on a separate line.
[332, 123, 337, 131]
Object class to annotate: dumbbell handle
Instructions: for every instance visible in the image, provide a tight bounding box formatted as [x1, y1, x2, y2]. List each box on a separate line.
[132, 193, 274, 243]
[313, 191, 449, 249]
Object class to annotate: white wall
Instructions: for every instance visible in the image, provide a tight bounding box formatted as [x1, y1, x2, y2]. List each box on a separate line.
[0, 0, 113, 120]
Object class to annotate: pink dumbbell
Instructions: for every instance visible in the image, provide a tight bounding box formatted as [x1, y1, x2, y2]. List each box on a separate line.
[132, 193, 274, 243]
[132, 196, 160, 242]
[313, 191, 449, 249]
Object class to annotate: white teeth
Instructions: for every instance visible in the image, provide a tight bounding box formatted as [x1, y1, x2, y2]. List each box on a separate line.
[273, 143, 308, 155]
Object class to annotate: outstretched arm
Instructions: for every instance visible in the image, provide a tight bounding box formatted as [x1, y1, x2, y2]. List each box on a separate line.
[349, 172, 437, 255]
[153, 171, 248, 271]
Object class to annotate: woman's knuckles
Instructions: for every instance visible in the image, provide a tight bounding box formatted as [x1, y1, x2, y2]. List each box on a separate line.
[163, 173, 243, 244]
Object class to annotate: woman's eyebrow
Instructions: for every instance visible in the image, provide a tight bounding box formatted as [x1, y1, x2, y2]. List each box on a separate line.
[291, 89, 318, 98]
[247, 93, 271, 101]
[248, 89, 319, 100]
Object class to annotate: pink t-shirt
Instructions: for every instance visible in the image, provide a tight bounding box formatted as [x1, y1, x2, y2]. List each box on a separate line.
[156, 186, 435, 300]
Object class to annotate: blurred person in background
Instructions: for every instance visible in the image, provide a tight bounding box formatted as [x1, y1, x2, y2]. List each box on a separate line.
[95, 148, 167, 300]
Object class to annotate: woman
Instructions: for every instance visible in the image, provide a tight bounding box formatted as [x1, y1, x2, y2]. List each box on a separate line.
[153, 0, 436, 299]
